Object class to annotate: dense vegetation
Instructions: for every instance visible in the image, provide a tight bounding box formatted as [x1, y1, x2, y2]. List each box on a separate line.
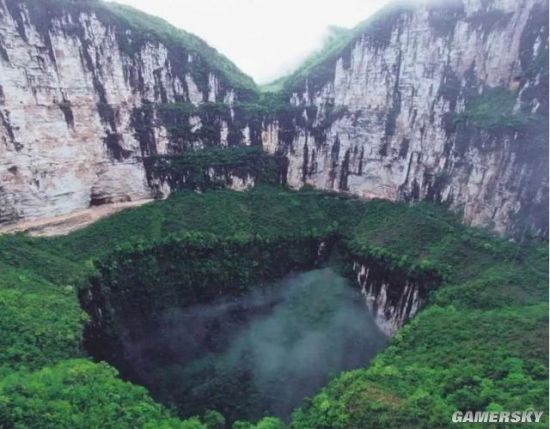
[133, 102, 270, 153]
[0, 185, 547, 428]
[449, 88, 543, 131]
[103, 3, 256, 95]
[0, 0, 548, 426]
[145, 146, 287, 191]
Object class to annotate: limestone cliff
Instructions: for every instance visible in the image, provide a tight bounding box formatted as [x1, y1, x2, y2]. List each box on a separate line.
[0, 0, 257, 223]
[352, 259, 430, 336]
[263, 0, 549, 239]
[1, 0, 547, 239]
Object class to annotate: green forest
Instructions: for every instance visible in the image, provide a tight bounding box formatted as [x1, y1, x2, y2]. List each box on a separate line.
[0, 0, 547, 427]
[0, 185, 547, 428]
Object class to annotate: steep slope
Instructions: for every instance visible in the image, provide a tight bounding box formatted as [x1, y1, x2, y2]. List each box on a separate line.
[1, 0, 547, 239]
[263, 0, 549, 239]
[0, 0, 259, 224]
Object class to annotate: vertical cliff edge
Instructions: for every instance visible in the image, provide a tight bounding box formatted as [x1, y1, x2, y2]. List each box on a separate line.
[0, 0, 548, 240]
[0, 0, 259, 223]
[263, 0, 548, 239]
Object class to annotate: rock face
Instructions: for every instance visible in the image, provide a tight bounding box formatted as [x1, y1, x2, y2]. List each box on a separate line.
[351, 259, 432, 336]
[0, 0, 547, 239]
[0, 0, 256, 224]
[263, 0, 549, 239]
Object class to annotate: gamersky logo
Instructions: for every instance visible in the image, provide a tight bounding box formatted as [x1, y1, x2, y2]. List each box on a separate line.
[452, 411, 544, 424]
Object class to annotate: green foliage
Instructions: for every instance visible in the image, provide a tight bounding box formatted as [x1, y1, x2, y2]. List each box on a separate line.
[150, 146, 285, 190]
[291, 304, 548, 429]
[109, 3, 256, 93]
[0, 186, 547, 428]
[202, 410, 225, 429]
[0, 359, 207, 429]
[134, 101, 270, 151]
[135, 102, 232, 148]
[100, 2, 256, 96]
[260, 26, 352, 93]
[6, 0, 256, 98]
[0, 286, 86, 375]
[465, 9, 513, 33]
[258, 92, 300, 115]
[451, 88, 536, 131]
[86, 233, 333, 346]
[427, 1, 465, 37]
[2, 1, 546, 427]
[0, 255, 86, 375]
[264, 2, 414, 94]
[253, 417, 286, 429]
[233, 417, 286, 429]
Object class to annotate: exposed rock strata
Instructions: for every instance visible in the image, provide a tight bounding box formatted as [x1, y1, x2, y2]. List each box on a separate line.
[0, 0, 255, 223]
[352, 259, 432, 336]
[0, 0, 547, 239]
[263, 0, 549, 239]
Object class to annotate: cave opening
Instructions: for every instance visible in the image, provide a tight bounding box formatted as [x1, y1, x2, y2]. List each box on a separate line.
[79, 237, 428, 424]
[114, 268, 387, 422]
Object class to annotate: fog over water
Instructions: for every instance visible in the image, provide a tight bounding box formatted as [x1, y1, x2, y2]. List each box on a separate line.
[121, 268, 388, 422]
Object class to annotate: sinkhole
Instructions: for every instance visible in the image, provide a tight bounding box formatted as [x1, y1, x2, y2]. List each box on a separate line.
[80, 237, 430, 423]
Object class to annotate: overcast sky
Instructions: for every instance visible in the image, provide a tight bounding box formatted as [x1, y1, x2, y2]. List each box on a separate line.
[110, 0, 394, 84]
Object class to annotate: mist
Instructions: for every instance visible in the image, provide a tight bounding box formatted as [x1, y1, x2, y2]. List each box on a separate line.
[108, 0, 395, 83]
[118, 268, 387, 422]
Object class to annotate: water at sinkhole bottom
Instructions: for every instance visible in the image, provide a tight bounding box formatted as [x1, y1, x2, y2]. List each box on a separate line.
[119, 268, 388, 422]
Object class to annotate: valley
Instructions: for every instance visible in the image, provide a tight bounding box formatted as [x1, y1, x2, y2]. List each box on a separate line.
[0, 0, 547, 427]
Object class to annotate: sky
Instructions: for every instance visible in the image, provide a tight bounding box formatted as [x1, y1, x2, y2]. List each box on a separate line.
[109, 0, 394, 84]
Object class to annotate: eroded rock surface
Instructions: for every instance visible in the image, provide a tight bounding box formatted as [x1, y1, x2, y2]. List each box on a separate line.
[264, 0, 549, 238]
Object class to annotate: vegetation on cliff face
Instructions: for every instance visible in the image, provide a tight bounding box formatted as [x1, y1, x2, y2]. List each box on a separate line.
[147, 146, 287, 191]
[260, 2, 414, 95]
[258, 0, 548, 241]
[0, 0, 547, 427]
[103, 2, 257, 96]
[449, 88, 543, 131]
[132, 102, 268, 159]
[0, 185, 547, 428]
[4, 0, 257, 98]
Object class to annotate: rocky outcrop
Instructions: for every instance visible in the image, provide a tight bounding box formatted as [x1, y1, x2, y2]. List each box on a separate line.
[0, 0, 257, 224]
[351, 259, 433, 336]
[263, 0, 549, 239]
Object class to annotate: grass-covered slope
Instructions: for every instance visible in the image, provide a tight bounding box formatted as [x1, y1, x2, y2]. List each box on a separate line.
[0, 186, 547, 428]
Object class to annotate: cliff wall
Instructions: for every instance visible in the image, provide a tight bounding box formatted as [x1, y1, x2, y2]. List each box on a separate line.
[263, 0, 548, 239]
[0, 0, 257, 223]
